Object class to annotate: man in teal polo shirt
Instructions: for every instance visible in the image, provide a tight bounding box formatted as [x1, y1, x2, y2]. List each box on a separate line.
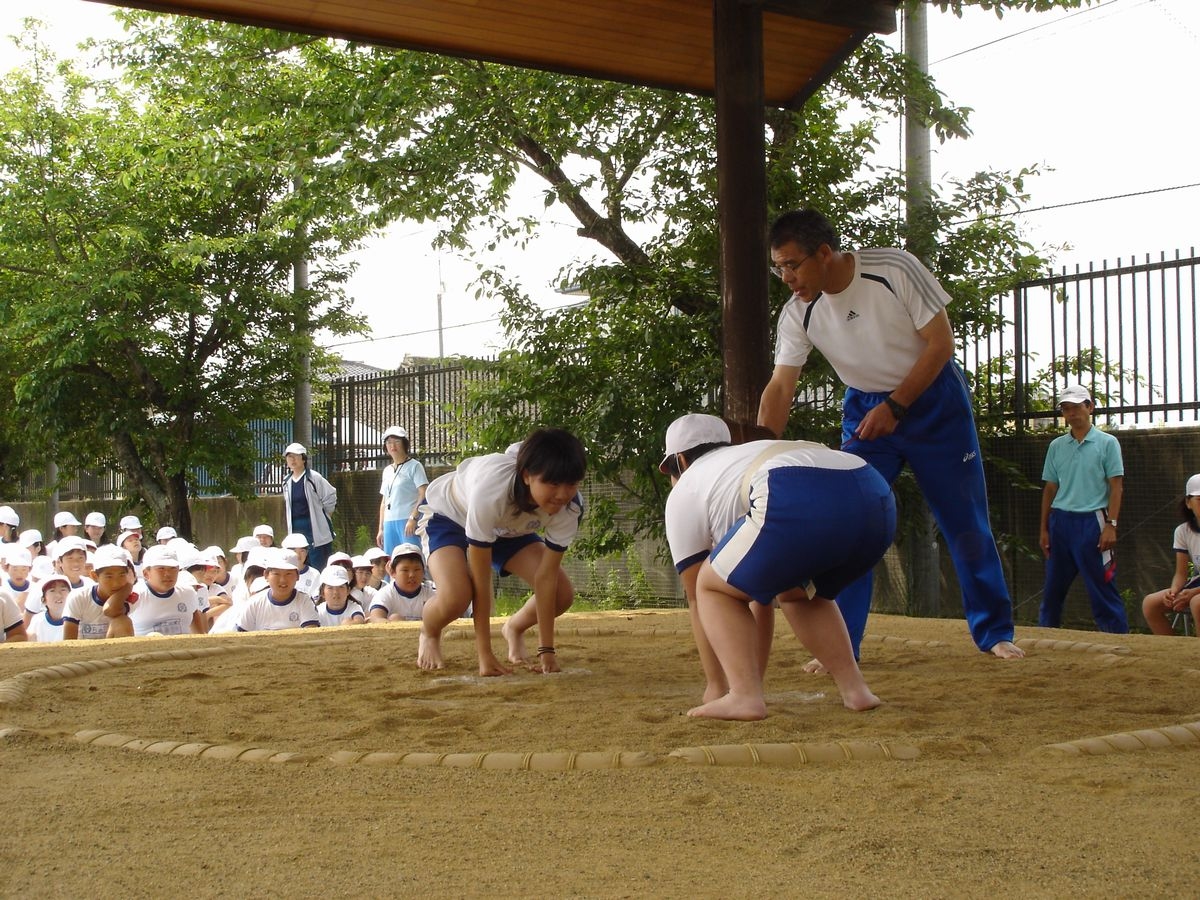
[1038, 384, 1127, 632]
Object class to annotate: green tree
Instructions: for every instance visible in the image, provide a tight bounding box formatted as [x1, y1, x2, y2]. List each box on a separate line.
[0, 21, 368, 534]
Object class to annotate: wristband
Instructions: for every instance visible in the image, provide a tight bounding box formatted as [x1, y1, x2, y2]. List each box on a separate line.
[884, 396, 908, 420]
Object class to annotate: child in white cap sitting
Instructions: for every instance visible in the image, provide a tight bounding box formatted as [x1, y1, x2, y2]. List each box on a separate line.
[130, 545, 206, 636]
[233, 549, 319, 632]
[316, 565, 365, 626]
[368, 543, 436, 623]
[27, 574, 70, 642]
[62, 545, 135, 640]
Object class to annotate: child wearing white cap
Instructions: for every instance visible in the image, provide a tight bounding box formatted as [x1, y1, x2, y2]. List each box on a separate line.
[2, 546, 34, 613]
[62, 545, 135, 640]
[1141, 473, 1200, 635]
[349, 555, 377, 610]
[233, 549, 319, 632]
[27, 574, 71, 642]
[129, 546, 206, 636]
[316, 565, 365, 626]
[281, 533, 320, 598]
[0, 505, 20, 543]
[368, 543, 436, 623]
[660, 413, 892, 720]
[27, 536, 94, 628]
[83, 512, 108, 546]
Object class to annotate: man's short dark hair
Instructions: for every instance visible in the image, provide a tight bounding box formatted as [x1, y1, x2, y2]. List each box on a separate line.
[769, 209, 840, 254]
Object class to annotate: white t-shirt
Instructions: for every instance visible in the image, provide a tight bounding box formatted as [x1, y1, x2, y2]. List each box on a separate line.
[424, 453, 584, 550]
[317, 598, 365, 627]
[234, 590, 319, 632]
[1, 591, 23, 641]
[296, 565, 321, 599]
[380, 458, 430, 523]
[3, 576, 31, 607]
[129, 582, 201, 636]
[62, 585, 126, 639]
[369, 581, 435, 620]
[774, 248, 949, 393]
[27, 609, 65, 642]
[665, 440, 866, 573]
[1172, 522, 1200, 577]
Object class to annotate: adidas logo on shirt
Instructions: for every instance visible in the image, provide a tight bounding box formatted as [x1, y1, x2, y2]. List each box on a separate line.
[846, 310, 860, 321]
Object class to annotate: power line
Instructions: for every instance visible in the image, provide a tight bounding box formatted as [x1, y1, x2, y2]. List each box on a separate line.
[964, 180, 1200, 222]
[930, 0, 1138, 65]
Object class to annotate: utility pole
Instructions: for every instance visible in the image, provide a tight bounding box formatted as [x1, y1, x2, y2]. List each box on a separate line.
[904, 1, 941, 619]
[293, 175, 312, 450]
[436, 256, 445, 360]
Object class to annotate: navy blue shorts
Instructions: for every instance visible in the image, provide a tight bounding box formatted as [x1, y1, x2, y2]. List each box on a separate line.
[424, 512, 543, 576]
[709, 464, 896, 605]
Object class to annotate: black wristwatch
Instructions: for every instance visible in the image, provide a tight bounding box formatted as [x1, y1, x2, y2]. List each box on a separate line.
[884, 396, 908, 421]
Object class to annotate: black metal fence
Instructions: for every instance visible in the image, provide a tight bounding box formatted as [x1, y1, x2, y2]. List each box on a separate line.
[964, 249, 1200, 430]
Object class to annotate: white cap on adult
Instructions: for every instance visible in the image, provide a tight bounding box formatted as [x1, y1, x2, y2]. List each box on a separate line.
[659, 413, 732, 474]
[382, 426, 408, 441]
[1057, 384, 1093, 406]
[1186, 474, 1200, 497]
[283, 442, 307, 456]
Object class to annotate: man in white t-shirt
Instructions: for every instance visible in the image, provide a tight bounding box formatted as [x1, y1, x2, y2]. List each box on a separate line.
[758, 208, 1022, 663]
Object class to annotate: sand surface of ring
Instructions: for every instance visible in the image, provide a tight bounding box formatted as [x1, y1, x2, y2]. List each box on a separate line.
[1, 609, 1197, 898]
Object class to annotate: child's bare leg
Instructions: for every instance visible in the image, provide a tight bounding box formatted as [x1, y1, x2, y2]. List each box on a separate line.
[498, 547, 574, 664]
[419, 548, 472, 669]
[1142, 590, 1175, 635]
[687, 590, 728, 703]
[687, 566, 766, 720]
[752, 601, 774, 683]
[783, 593, 879, 711]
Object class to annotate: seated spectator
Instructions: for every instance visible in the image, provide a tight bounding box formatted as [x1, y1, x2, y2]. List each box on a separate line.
[26, 535, 93, 628]
[2, 546, 34, 613]
[27, 574, 70, 642]
[1, 588, 27, 643]
[155, 526, 177, 545]
[363, 546, 388, 588]
[1143, 473, 1200, 635]
[327, 551, 354, 579]
[83, 512, 109, 547]
[19, 529, 45, 559]
[233, 549, 318, 631]
[45, 511, 82, 558]
[316, 566, 365, 626]
[62, 545, 135, 640]
[129, 545, 206, 637]
[0, 506, 20, 543]
[282, 533, 320, 598]
[116, 530, 145, 571]
[349, 555, 377, 610]
[253, 524, 275, 548]
[368, 543, 436, 623]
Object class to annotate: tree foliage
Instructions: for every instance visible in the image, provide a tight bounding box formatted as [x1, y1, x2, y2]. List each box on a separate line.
[0, 18, 371, 532]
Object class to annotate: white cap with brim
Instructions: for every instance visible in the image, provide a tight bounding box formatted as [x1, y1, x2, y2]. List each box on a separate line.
[1058, 384, 1093, 407]
[6, 547, 32, 567]
[18, 529, 43, 548]
[39, 573, 71, 594]
[328, 551, 352, 567]
[265, 548, 300, 572]
[84, 512, 106, 528]
[382, 426, 408, 442]
[1187, 474, 1200, 497]
[659, 413, 732, 473]
[233, 536, 258, 554]
[141, 545, 180, 569]
[350, 555, 372, 569]
[52, 536, 89, 560]
[0, 506, 19, 527]
[281, 533, 310, 550]
[319, 565, 351, 587]
[389, 542, 424, 564]
[117, 531, 141, 549]
[92, 545, 132, 571]
[363, 547, 388, 562]
[253, 524, 274, 538]
[156, 526, 178, 541]
[119, 515, 143, 531]
[283, 442, 307, 456]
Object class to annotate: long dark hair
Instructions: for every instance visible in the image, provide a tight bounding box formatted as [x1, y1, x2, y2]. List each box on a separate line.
[511, 428, 587, 513]
[1181, 497, 1200, 533]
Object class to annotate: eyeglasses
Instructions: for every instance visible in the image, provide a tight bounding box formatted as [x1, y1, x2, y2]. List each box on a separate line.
[769, 252, 812, 280]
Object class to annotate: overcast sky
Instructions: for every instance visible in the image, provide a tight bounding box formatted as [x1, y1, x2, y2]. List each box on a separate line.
[2, 0, 1196, 369]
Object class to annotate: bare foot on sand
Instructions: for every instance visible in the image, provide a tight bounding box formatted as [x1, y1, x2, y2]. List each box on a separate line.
[687, 693, 767, 721]
[840, 687, 882, 711]
[989, 640, 1025, 659]
[502, 618, 527, 664]
[801, 658, 828, 675]
[417, 630, 444, 669]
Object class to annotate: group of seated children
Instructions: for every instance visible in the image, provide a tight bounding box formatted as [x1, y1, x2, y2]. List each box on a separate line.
[0, 508, 439, 642]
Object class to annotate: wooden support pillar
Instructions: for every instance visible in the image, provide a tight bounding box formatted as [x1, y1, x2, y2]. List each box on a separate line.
[713, 0, 770, 433]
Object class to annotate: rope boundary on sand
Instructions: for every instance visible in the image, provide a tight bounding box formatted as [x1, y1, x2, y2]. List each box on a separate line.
[0, 628, 1190, 768]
